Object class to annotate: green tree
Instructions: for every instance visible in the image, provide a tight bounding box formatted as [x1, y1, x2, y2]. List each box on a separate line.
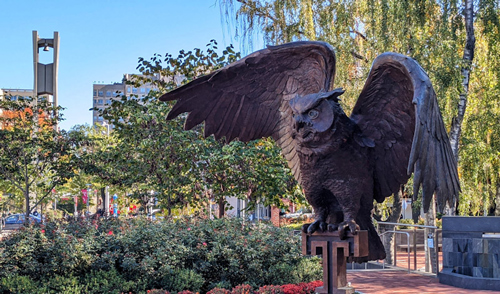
[219, 0, 500, 216]
[94, 41, 301, 216]
[0, 97, 75, 221]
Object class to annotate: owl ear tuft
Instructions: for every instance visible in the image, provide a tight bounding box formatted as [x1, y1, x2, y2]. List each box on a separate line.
[319, 88, 345, 102]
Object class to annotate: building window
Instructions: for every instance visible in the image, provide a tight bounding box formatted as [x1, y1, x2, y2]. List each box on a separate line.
[127, 87, 131, 93]
[132, 88, 138, 94]
[94, 99, 97, 104]
[140, 88, 146, 93]
[106, 99, 111, 104]
[98, 99, 103, 104]
[98, 91, 103, 97]
[93, 90, 97, 96]
[106, 91, 111, 97]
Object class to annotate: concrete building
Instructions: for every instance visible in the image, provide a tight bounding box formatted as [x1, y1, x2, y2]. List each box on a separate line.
[92, 74, 157, 127]
[0, 88, 36, 101]
[0, 88, 52, 104]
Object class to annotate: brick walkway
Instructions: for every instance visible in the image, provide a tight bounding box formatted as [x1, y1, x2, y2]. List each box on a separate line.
[347, 270, 500, 293]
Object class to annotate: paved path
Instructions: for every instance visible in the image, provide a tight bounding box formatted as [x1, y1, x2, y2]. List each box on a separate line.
[348, 270, 500, 293]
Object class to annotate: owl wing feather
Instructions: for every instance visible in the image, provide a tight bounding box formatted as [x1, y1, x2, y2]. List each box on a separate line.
[350, 53, 460, 213]
[160, 41, 337, 182]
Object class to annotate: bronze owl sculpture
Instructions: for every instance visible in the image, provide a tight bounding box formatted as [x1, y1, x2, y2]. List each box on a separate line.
[160, 41, 460, 261]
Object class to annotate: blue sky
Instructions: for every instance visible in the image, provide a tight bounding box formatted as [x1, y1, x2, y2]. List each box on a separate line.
[0, 0, 258, 131]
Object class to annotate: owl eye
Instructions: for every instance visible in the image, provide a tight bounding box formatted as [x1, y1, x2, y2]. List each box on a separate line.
[308, 109, 319, 119]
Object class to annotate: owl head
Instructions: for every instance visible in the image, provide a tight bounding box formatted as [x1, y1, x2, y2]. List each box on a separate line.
[290, 88, 345, 148]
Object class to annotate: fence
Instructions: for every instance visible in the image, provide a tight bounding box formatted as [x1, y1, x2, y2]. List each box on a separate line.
[375, 221, 441, 277]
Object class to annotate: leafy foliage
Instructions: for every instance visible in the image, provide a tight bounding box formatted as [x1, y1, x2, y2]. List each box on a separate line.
[0, 96, 75, 219]
[88, 40, 303, 215]
[0, 217, 321, 293]
[220, 0, 500, 216]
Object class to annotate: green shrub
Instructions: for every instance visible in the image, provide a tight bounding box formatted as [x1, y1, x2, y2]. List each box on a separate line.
[397, 218, 415, 229]
[291, 257, 323, 284]
[0, 217, 322, 293]
[0, 275, 46, 294]
[157, 268, 205, 293]
[45, 275, 84, 294]
[81, 269, 137, 294]
[282, 223, 304, 230]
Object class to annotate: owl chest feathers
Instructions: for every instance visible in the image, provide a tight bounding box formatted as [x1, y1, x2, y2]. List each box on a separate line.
[296, 121, 374, 190]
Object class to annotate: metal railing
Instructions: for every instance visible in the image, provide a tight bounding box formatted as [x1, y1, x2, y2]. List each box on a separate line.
[380, 230, 411, 273]
[376, 221, 441, 277]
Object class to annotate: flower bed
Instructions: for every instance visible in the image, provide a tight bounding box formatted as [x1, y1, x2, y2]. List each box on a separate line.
[147, 280, 323, 294]
[0, 217, 322, 293]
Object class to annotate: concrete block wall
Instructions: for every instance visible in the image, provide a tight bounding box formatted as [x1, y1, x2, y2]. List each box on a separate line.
[439, 216, 500, 290]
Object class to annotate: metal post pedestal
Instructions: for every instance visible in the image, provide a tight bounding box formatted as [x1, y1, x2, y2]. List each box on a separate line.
[302, 228, 368, 294]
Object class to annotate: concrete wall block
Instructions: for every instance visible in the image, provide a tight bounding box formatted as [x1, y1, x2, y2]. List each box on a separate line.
[493, 255, 500, 278]
[454, 239, 467, 252]
[494, 253, 500, 268]
[462, 266, 472, 276]
[487, 239, 500, 254]
[482, 267, 493, 278]
[453, 252, 464, 266]
[473, 266, 484, 277]
[442, 237, 453, 253]
[478, 254, 488, 268]
[472, 238, 484, 253]
[442, 217, 500, 232]
[463, 252, 473, 267]
[443, 252, 453, 268]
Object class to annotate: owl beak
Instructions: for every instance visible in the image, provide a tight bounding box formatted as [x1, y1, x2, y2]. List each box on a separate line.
[294, 116, 305, 131]
[295, 116, 306, 132]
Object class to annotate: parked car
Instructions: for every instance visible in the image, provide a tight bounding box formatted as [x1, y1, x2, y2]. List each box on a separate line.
[283, 208, 314, 219]
[3, 213, 42, 226]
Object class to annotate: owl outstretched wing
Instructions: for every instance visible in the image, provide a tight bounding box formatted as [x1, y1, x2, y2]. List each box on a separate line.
[350, 53, 460, 213]
[160, 41, 337, 182]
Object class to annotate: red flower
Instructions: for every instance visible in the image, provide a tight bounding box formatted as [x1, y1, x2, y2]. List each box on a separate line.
[108, 231, 113, 235]
[187, 227, 191, 231]
[203, 242, 207, 246]
[41, 229, 45, 234]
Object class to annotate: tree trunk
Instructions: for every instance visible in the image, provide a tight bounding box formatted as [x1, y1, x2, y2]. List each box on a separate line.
[424, 195, 437, 273]
[495, 182, 500, 216]
[449, 0, 475, 162]
[446, 0, 475, 216]
[167, 194, 172, 216]
[24, 190, 30, 225]
[381, 187, 403, 265]
[218, 197, 225, 218]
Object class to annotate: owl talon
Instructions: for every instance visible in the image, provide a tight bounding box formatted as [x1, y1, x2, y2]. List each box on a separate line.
[327, 223, 339, 232]
[338, 219, 360, 239]
[306, 219, 327, 234]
